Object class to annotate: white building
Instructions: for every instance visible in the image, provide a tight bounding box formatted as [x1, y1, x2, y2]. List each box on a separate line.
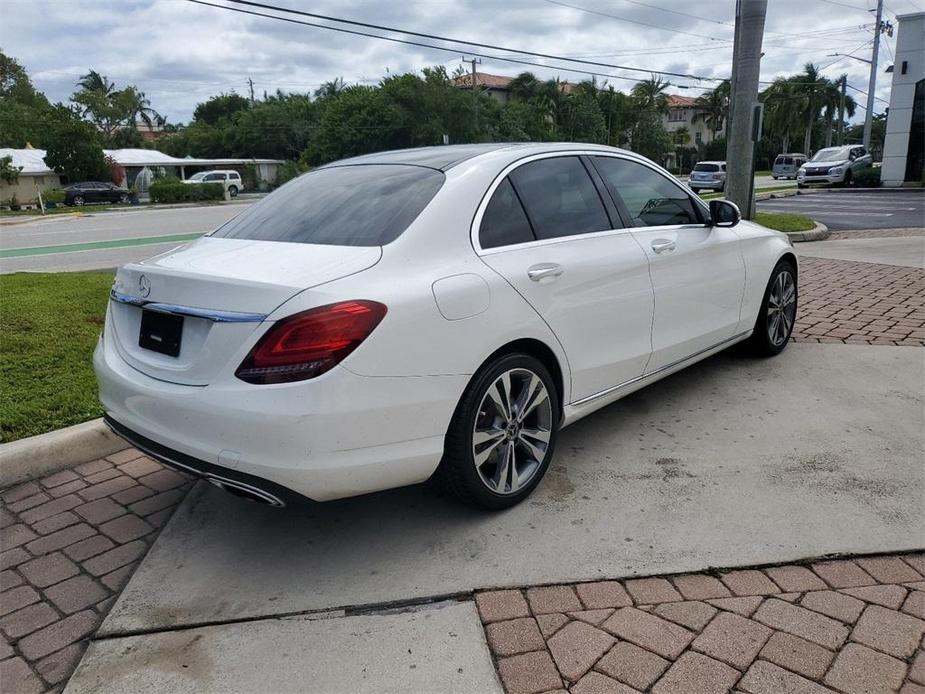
[881, 11, 924, 187]
[0, 148, 62, 205]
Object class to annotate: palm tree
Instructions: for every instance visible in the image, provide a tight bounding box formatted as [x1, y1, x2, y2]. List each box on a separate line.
[821, 76, 856, 147]
[314, 77, 346, 99]
[124, 87, 161, 129]
[793, 63, 827, 155]
[761, 78, 804, 154]
[631, 75, 670, 113]
[76, 70, 114, 96]
[693, 80, 730, 141]
[508, 72, 541, 101]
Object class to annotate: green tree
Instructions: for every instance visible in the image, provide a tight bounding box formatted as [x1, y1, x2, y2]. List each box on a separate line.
[42, 105, 109, 182]
[0, 50, 54, 147]
[305, 85, 401, 164]
[628, 110, 671, 162]
[693, 81, 730, 141]
[631, 75, 670, 114]
[793, 63, 827, 155]
[821, 76, 856, 148]
[71, 70, 162, 141]
[761, 78, 804, 154]
[193, 93, 250, 125]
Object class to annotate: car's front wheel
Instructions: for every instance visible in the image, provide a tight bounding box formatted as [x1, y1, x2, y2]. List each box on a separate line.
[439, 353, 559, 510]
[71, 195, 84, 206]
[748, 260, 797, 356]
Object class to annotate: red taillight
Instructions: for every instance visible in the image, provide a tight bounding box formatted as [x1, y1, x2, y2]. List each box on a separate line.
[236, 300, 387, 384]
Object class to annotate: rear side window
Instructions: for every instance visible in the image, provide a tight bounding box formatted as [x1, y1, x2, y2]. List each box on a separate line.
[592, 156, 701, 227]
[509, 157, 610, 240]
[213, 164, 445, 247]
[480, 179, 535, 249]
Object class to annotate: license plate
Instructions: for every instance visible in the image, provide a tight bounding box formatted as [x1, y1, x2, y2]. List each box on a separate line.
[139, 310, 183, 357]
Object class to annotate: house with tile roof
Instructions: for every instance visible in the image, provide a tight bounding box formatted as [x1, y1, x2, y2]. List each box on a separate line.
[663, 94, 725, 149]
[450, 71, 578, 103]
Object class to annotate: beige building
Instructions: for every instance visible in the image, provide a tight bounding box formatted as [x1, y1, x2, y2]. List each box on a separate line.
[663, 94, 725, 147]
[0, 148, 62, 206]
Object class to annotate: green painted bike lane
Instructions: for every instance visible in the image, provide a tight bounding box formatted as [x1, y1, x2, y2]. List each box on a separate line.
[0, 233, 203, 259]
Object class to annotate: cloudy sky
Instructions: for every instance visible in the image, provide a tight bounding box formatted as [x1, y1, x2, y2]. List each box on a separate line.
[1, 0, 919, 123]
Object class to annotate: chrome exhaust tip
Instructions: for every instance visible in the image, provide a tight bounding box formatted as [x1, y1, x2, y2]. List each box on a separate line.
[206, 477, 285, 508]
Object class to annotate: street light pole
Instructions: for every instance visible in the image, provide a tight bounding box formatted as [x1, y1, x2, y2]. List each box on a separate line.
[838, 75, 847, 146]
[862, 0, 884, 150]
[725, 0, 768, 220]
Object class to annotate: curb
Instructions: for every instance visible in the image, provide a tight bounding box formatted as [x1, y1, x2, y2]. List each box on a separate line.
[0, 419, 129, 489]
[787, 221, 830, 243]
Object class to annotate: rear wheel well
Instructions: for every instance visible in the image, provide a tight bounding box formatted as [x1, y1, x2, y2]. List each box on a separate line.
[481, 339, 565, 418]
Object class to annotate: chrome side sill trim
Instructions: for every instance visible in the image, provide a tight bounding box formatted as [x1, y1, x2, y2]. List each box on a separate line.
[110, 289, 267, 323]
[570, 330, 752, 407]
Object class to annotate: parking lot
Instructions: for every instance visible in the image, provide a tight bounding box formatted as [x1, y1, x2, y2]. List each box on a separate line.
[757, 190, 925, 231]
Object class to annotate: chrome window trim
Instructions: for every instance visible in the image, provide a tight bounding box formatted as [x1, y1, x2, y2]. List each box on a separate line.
[109, 289, 267, 323]
[470, 150, 709, 256]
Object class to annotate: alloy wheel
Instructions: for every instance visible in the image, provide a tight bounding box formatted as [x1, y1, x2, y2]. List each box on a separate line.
[472, 368, 553, 495]
[767, 270, 796, 347]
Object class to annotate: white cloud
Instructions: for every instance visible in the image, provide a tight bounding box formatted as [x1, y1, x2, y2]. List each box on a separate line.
[0, 0, 911, 122]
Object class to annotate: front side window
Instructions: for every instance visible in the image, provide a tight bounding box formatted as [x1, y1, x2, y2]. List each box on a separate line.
[592, 156, 701, 227]
[479, 178, 534, 249]
[213, 164, 445, 247]
[509, 157, 610, 240]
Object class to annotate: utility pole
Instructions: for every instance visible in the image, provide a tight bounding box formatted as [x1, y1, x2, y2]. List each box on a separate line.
[247, 77, 256, 105]
[725, 0, 767, 220]
[862, 0, 883, 150]
[463, 57, 481, 133]
[837, 75, 847, 146]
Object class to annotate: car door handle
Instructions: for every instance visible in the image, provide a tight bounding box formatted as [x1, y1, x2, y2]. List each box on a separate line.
[651, 239, 676, 253]
[527, 263, 564, 282]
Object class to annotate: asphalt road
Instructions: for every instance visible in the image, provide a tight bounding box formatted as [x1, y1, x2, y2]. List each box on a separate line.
[757, 190, 925, 231]
[0, 205, 245, 274]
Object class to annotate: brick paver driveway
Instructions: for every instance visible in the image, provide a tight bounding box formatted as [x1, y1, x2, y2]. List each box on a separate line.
[1, 453, 191, 693]
[1, 227, 922, 693]
[478, 554, 925, 694]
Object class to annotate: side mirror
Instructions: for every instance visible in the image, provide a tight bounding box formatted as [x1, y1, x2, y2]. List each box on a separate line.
[709, 199, 741, 227]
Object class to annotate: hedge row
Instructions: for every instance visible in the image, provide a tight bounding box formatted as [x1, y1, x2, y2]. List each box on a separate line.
[149, 181, 224, 203]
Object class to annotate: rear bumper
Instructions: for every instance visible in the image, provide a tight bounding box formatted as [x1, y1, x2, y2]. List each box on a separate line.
[94, 334, 469, 502]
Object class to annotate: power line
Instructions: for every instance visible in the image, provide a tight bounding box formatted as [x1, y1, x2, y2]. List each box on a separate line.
[541, 0, 731, 39]
[219, 0, 721, 80]
[186, 0, 723, 86]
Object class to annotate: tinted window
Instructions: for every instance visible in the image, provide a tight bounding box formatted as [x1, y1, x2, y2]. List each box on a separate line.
[509, 157, 610, 240]
[213, 164, 445, 247]
[205, 173, 224, 181]
[693, 163, 720, 172]
[592, 156, 701, 227]
[480, 178, 535, 249]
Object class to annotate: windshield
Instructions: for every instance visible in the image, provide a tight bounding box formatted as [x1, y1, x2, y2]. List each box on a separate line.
[187, 172, 207, 181]
[693, 163, 720, 172]
[810, 148, 851, 162]
[212, 164, 445, 247]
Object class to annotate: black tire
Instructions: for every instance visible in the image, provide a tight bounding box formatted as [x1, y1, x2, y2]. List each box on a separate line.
[118, 193, 129, 204]
[842, 170, 853, 188]
[228, 185, 238, 198]
[747, 259, 798, 357]
[438, 353, 560, 510]
[797, 183, 806, 189]
[72, 195, 84, 206]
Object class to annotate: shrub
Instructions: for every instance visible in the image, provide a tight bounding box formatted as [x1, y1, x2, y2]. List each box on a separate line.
[852, 167, 881, 188]
[43, 189, 65, 205]
[148, 181, 224, 204]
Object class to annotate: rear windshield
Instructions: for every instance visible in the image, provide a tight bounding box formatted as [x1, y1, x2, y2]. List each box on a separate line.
[212, 164, 445, 246]
[775, 156, 793, 165]
[693, 163, 720, 172]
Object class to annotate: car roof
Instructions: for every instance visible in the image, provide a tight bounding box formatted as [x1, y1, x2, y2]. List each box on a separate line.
[318, 142, 650, 172]
[695, 160, 725, 164]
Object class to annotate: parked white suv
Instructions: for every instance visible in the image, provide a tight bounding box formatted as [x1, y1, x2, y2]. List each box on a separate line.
[183, 170, 242, 197]
[688, 161, 726, 193]
[797, 146, 871, 188]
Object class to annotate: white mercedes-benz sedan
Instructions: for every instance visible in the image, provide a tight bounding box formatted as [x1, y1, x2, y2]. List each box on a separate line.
[95, 143, 797, 510]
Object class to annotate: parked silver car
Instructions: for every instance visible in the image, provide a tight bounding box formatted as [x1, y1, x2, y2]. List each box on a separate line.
[688, 161, 726, 193]
[797, 146, 872, 188]
[772, 153, 807, 180]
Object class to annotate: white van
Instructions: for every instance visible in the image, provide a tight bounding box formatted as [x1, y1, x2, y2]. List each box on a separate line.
[772, 154, 807, 180]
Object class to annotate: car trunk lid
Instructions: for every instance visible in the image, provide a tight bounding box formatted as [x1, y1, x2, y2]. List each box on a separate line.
[108, 237, 382, 386]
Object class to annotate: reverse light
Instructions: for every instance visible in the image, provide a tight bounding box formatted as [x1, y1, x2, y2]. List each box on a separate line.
[236, 300, 387, 384]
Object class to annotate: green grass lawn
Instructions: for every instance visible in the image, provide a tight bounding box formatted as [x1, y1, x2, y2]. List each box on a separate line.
[1, 272, 113, 442]
[754, 211, 816, 232]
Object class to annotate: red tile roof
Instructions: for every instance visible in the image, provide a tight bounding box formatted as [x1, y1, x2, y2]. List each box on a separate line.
[451, 71, 578, 93]
[668, 94, 698, 107]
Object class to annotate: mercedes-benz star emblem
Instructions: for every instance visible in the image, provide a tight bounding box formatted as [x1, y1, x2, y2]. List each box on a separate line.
[138, 274, 151, 298]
